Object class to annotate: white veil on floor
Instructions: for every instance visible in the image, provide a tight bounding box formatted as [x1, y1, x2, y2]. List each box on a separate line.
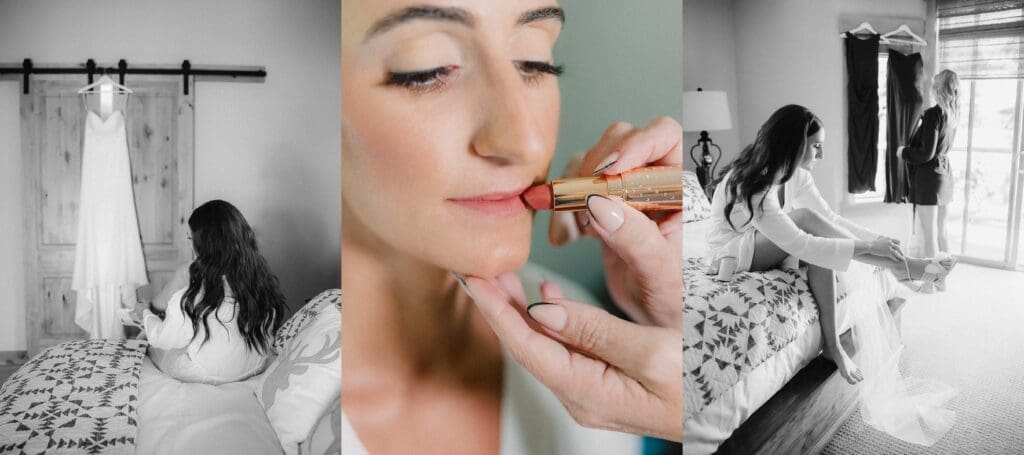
[851, 270, 957, 446]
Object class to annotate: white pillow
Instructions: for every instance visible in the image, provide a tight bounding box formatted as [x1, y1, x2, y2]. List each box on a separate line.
[684, 170, 712, 222]
[683, 218, 713, 260]
[257, 290, 341, 455]
[299, 397, 340, 455]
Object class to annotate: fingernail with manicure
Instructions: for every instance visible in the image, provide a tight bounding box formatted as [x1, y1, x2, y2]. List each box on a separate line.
[450, 271, 475, 300]
[527, 302, 567, 331]
[586, 194, 624, 232]
[593, 152, 619, 174]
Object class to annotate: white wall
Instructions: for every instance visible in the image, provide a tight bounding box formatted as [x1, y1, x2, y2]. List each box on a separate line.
[728, 0, 928, 242]
[0, 0, 340, 351]
[683, 0, 741, 170]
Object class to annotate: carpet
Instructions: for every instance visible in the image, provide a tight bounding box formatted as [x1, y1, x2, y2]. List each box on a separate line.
[823, 264, 1024, 454]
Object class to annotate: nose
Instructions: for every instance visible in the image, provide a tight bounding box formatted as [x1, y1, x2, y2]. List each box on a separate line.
[470, 64, 548, 165]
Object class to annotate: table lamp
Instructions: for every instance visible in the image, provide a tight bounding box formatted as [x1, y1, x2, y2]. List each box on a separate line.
[682, 88, 732, 192]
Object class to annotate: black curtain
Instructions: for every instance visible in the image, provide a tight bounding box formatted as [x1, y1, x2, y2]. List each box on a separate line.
[885, 49, 923, 203]
[845, 32, 880, 193]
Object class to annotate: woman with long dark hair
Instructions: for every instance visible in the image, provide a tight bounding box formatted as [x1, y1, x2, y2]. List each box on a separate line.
[706, 104, 956, 384]
[143, 200, 288, 384]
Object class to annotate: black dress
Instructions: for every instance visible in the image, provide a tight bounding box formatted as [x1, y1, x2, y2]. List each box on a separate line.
[903, 106, 955, 205]
[885, 50, 923, 203]
[845, 32, 881, 193]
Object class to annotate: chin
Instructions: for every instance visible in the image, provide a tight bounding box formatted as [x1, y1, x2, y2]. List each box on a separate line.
[445, 228, 532, 278]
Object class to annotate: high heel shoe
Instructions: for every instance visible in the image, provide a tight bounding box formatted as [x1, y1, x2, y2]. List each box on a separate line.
[922, 254, 956, 292]
[898, 254, 957, 294]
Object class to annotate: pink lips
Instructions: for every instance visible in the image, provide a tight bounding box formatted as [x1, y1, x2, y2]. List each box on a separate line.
[448, 189, 529, 216]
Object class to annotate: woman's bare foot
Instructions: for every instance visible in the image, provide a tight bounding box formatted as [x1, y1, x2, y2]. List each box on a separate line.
[823, 342, 864, 385]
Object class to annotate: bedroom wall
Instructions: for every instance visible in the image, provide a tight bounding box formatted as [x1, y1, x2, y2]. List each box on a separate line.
[0, 0, 341, 351]
[682, 0, 742, 171]
[731, 0, 929, 242]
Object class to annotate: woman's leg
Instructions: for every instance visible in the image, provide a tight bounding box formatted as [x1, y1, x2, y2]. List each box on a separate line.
[917, 205, 939, 257]
[787, 208, 929, 280]
[808, 264, 863, 384]
[937, 204, 950, 254]
[748, 230, 864, 384]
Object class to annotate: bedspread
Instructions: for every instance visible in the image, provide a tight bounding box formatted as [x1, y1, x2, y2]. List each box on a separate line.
[684, 257, 851, 419]
[0, 339, 147, 455]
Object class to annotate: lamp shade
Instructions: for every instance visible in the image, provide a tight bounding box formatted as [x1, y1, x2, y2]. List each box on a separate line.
[682, 90, 732, 132]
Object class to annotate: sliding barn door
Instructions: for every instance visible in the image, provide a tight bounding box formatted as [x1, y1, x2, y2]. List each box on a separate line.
[21, 75, 194, 355]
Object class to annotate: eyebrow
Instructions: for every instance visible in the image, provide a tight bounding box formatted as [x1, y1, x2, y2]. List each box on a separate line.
[517, 7, 565, 26]
[365, 5, 565, 41]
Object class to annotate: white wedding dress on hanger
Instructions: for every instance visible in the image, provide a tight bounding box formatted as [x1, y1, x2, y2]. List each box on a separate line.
[72, 109, 148, 339]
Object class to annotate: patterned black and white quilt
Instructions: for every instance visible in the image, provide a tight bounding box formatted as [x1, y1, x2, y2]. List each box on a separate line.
[683, 257, 852, 419]
[0, 339, 147, 455]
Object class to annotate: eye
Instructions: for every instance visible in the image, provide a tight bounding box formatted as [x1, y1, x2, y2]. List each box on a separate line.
[383, 65, 458, 93]
[515, 60, 564, 83]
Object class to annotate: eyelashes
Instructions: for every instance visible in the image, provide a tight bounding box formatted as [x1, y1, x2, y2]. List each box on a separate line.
[384, 61, 563, 94]
[383, 65, 457, 93]
[516, 60, 564, 80]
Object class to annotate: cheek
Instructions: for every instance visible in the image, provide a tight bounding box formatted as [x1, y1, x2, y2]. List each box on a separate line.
[342, 76, 464, 258]
[342, 74, 558, 276]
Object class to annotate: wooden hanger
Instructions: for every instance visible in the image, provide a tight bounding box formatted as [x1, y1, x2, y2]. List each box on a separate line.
[77, 74, 133, 94]
[881, 24, 928, 46]
[840, 22, 892, 44]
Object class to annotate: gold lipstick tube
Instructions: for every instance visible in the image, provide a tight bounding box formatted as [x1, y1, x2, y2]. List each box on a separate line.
[550, 165, 682, 212]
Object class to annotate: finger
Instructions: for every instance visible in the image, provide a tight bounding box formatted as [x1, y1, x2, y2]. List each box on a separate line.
[657, 210, 684, 238]
[586, 195, 680, 298]
[496, 272, 527, 309]
[600, 116, 683, 175]
[527, 298, 675, 381]
[540, 280, 565, 301]
[580, 122, 635, 176]
[462, 276, 574, 393]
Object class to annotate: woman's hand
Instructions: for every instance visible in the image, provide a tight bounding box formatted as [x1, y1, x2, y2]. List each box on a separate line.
[551, 117, 683, 329]
[865, 236, 905, 262]
[151, 261, 191, 313]
[460, 274, 682, 442]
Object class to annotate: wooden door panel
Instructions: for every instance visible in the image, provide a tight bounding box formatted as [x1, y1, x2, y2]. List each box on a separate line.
[40, 92, 83, 246]
[41, 277, 85, 338]
[23, 74, 194, 355]
[127, 89, 178, 245]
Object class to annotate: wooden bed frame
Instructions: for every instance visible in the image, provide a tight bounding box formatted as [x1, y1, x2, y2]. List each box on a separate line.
[713, 298, 906, 455]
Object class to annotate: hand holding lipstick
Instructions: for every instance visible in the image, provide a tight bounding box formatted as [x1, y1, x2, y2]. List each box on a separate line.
[541, 116, 684, 328]
[460, 117, 684, 442]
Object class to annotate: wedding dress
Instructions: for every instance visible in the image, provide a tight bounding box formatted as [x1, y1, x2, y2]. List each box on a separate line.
[851, 269, 957, 446]
[72, 110, 148, 339]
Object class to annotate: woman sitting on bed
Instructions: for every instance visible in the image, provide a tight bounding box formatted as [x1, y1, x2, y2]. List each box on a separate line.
[706, 104, 957, 385]
[142, 200, 288, 385]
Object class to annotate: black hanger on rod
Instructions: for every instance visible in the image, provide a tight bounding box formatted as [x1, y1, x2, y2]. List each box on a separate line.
[6, 59, 265, 96]
[118, 59, 127, 86]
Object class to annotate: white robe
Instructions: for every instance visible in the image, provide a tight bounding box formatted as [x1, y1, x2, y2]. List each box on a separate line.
[72, 110, 148, 339]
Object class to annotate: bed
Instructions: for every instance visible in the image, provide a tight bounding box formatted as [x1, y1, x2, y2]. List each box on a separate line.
[0, 290, 341, 455]
[682, 171, 907, 455]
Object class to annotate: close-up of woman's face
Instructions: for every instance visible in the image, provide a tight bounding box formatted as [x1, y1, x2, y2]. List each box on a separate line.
[800, 127, 825, 170]
[341, 0, 563, 277]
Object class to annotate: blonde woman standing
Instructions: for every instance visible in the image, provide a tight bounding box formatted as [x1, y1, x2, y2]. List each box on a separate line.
[899, 69, 960, 270]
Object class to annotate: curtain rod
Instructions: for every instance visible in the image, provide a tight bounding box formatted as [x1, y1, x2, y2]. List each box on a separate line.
[0, 59, 267, 95]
